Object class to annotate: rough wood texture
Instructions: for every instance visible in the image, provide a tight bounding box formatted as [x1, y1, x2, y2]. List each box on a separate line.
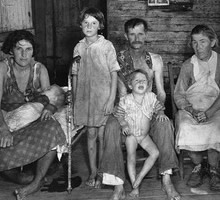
[107, 0, 220, 65]
[0, 0, 33, 33]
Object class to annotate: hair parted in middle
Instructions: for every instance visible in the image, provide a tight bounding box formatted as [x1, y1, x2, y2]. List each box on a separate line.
[79, 7, 105, 30]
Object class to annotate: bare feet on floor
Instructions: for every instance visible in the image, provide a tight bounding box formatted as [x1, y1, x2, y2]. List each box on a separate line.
[85, 172, 96, 187]
[94, 173, 102, 189]
[109, 185, 125, 200]
[162, 175, 181, 200]
[133, 174, 144, 189]
[127, 188, 139, 199]
[14, 179, 45, 200]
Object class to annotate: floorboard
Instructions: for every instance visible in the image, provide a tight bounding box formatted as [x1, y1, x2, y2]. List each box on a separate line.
[1, 133, 220, 200]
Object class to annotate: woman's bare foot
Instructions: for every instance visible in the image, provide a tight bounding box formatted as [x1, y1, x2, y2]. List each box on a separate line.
[162, 174, 181, 200]
[128, 187, 139, 199]
[14, 178, 45, 200]
[109, 184, 125, 200]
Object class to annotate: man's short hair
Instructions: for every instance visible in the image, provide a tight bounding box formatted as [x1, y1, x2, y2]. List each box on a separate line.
[124, 18, 148, 33]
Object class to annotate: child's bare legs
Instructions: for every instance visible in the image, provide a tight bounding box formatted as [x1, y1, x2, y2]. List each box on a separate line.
[126, 135, 139, 197]
[94, 125, 105, 188]
[133, 135, 159, 189]
[87, 127, 98, 186]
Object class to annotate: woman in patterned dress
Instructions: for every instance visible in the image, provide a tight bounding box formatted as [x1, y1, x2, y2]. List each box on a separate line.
[0, 30, 66, 199]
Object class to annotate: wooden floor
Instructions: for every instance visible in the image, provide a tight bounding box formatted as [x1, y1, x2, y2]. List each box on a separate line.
[1, 133, 220, 200]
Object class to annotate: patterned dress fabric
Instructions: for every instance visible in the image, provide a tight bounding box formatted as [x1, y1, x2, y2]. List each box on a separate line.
[0, 58, 66, 171]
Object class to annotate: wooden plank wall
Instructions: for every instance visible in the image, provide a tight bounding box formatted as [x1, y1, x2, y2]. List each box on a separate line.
[0, 0, 33, 60]
[0, 0, 32, 33]
[107, 0, 220, 73]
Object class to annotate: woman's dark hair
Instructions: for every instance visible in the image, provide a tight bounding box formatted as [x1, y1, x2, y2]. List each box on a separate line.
[124, 18, 148, 34]
[128, 69, 149, 86]
[79, 7, 105, 30]
[190, 24, 219, 47]
[1, 30, 39, 56]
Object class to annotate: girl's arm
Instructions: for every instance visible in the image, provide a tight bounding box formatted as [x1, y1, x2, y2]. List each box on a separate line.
[104, 71, 117, 115]
[104, 42, 120, 114]
[0, 61, 13, 147]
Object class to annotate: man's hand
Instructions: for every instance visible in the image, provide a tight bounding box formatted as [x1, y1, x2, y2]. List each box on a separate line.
[113, 105, 125, 118]
[154, 101, 165, 114]
[156, 111, 169, 122]
[0, 130, 13, 148]
[121, 124, 130, 136]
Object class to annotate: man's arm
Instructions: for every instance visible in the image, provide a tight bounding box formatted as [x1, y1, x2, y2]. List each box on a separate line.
[152, 55, 166, 106]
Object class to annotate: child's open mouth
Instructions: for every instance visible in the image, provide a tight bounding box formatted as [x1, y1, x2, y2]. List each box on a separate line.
[138, 85, 144, 90]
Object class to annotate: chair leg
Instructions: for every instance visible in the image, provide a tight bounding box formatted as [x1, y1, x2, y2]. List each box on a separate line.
[179, 151, 184, 180]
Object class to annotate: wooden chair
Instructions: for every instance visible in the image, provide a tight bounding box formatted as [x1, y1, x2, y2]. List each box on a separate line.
[167, 62, 186, 180]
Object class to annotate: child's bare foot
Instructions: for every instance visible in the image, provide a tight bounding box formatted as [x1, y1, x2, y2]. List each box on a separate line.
[85, 172, 97, 187]
[109, 185, 125, 200]
[162, 175, 181, 200]
[85, 176, 96, 187]
[133, 174, 144, 189]
[128, 188, 139, 199]
[94, 173, 102, 189]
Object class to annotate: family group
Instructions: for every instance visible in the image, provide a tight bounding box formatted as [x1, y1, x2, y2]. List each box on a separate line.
[0, 6, 220, 200]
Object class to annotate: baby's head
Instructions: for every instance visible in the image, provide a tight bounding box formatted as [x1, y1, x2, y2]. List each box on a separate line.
[42, 84, 65, 109]
[128, 69, 150, 94]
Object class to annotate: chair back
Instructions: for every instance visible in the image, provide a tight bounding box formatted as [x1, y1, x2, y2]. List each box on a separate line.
[167, 62, 181, 121]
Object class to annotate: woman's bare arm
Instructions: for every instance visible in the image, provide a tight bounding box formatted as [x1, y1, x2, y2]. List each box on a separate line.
[0, 61, 13, 147]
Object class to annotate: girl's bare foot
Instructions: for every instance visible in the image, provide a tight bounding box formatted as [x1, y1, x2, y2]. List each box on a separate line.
[162, 175, 181, 200]
[94, 173, 102, 189]
[85, 171, 97, 187]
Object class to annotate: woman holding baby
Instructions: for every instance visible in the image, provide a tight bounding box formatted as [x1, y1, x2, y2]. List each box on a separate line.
[0, 30, 66, 200]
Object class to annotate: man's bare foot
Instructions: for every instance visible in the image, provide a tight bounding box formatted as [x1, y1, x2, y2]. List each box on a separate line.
[128, 188, 139, 199]
[133, 174, 144, 189]
[109, 184, 125, 200]
[162, 175, 181, 200]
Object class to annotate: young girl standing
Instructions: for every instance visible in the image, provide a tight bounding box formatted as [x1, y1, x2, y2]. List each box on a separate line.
[72, 7, 119, 188]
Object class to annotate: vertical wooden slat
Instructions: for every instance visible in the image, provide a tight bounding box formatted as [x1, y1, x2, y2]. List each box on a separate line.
[0, 0, 33, 32]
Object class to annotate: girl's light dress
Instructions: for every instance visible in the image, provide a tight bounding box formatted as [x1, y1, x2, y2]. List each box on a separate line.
[72, 35, 120, 127]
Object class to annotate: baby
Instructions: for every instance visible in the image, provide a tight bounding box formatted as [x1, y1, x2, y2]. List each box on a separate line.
[116, 69, 161, 198]
[4, 84, 65, 132]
